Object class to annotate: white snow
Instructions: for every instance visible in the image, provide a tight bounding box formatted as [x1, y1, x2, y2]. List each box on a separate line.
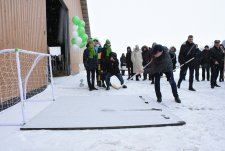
[21, 95, 184, 129]
[0, 69, 225, 151]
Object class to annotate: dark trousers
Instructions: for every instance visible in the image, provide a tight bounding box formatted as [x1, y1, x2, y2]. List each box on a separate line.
[202, 64, 210, 80]
[143, 73, 150, 80]
[178, 64, 194, 88]
[105, 72, 124, 87]
[121, 70, 125, 76]
[195, 65, 200, 81]
[150, 74, 155, 83]
[219, 63, 224, 81]
[211, 64, 220, 86]
[154, 71, 178, 99]
[127, 66, 133, 78]
[86, 69, 95, 89]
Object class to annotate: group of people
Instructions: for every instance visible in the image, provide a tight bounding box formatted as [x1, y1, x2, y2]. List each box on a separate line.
[83, 35, 225, 104]
[120, 44, 177, 84]
[177, 35, 224, 90]
[83, 38, 127, 91]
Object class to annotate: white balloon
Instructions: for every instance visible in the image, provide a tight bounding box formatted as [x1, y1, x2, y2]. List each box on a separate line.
[72, 25, 78, 31]
[72, 44, 79, 51]
[76, 37, 82, 45]
[72, 31, 78, 37]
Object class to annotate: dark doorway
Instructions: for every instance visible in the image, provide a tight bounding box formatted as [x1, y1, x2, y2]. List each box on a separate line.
[46, 0, 70, 76]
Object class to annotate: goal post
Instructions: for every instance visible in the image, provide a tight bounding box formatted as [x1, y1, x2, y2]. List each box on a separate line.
[0, 48, 55, 125]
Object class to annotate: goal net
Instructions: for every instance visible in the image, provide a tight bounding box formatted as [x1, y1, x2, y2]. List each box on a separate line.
[0, 49, 55, 125]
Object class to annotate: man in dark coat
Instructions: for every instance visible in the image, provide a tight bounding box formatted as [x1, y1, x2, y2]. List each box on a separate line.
[125, 46, 133, 80]
[141, 45, 151, 80]
[143, 44, 181, 103]
[201, 45, 210, 81]
[210, 40, 223, 88]
[105, 52, 127, 90]
[177, 35, 198, 91]
[194, 45, 202, 82]
[169, 46, 177, 70]
[83, 39, 98, 91]
[100, 39, 112, 87]
[219, 44, 224, 82]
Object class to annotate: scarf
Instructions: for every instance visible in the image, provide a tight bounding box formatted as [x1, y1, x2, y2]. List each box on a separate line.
[88, 46, 96, 59]
[106, 46, 112, 58]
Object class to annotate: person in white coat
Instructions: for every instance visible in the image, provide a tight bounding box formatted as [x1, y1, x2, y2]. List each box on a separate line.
[131, 45, 143, 81]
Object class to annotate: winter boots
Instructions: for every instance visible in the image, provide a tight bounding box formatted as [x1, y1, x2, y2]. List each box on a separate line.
[157, 97, 181, 103]
[175, 97, 181, 103]
[188, 87, 196, 91]
[157, 98, 162, 103]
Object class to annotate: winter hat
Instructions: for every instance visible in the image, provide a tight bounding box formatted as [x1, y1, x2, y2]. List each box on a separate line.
[106, 39, 111, 44]
[204, 45, 209, 48]
[88, 38, 94, 44]
[109, 52, 117, 58]
[86, 38, 94, 47]
[214, 40, 220, 43]
[151, 44, 164, 55]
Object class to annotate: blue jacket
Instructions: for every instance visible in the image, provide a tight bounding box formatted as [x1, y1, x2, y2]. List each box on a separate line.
[83, 48, 97, 70]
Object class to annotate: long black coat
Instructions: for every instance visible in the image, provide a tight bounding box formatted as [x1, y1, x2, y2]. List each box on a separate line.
[201, 49, 210, 64]
[178, 41, 197, 66]
[101, 45, 110, 71]
[126, 51, 133, 68]
[209, 46, 224, 66]
[169, 51, 177, 67]
[142, 47, 151, 66]
[144, 50, 173, 75]
[120, 55, 126, 67]
[83, 49, 97, 70]
[192, 48, 202, 67]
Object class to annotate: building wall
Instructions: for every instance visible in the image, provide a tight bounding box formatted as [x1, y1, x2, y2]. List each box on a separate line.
[0, 0, 48, 108]
[0, 0, 86, 108]
[0, 0, 47, 52]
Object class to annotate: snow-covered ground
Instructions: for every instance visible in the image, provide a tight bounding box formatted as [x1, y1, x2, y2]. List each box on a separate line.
[0, 69, 225, 151]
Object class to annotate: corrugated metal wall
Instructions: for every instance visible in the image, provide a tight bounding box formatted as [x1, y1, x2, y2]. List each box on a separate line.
[0, 0, 47, 52]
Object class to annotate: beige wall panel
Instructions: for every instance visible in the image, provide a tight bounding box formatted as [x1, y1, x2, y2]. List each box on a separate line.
[0, 0, 47, 52]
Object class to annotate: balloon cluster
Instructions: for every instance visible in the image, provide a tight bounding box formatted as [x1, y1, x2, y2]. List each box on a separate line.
[71, 16, 88, 50]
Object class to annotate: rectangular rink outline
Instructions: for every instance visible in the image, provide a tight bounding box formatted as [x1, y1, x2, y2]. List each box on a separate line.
[21, 96, 185, 130]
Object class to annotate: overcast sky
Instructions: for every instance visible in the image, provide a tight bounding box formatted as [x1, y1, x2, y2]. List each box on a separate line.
[87, 0, 225, 56]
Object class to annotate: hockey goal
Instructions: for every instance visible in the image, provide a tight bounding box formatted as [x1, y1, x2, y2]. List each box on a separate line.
[0, 49, 55, 125]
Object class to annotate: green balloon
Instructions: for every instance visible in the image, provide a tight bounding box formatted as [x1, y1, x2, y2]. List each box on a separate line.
[77, 27, 85, 36]
[80, 42, 86, 48]
[80, 20, 85, 27]
[81, 34, 88, 42]
[71, 38, 76, 44]
[72, 16, 80, 25]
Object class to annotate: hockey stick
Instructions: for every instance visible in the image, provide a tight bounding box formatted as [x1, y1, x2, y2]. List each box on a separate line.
[173, 57, 195, 72]
[112, 59, 153, 89]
